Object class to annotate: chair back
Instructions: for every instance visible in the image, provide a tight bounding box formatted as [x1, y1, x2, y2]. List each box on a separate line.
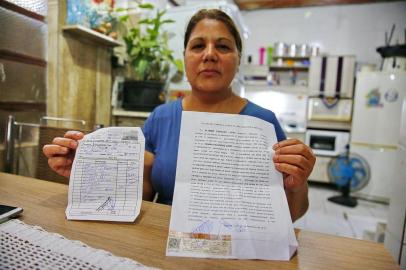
[35, 117, 89, 184]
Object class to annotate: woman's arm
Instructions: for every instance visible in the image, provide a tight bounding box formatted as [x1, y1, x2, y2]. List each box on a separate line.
[143, 151, 156, 201]
[285, 178, 309, 222]
[272, 139, 315, 222]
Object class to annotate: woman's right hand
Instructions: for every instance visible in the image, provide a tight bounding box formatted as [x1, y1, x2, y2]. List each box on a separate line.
[42, 131, 84, 178]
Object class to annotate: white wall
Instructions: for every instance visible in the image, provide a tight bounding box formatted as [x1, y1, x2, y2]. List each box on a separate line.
[241, 1, 406, 67]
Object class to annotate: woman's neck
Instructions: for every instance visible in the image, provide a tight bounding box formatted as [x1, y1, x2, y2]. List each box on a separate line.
[182, 88, 247, 114]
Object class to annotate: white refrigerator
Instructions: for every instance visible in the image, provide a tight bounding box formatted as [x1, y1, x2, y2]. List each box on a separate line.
[385, 97, 406, 268]
[350, 70, 406, 203]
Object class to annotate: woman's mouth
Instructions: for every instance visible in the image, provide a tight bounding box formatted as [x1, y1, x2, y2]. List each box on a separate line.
[200, 69, 220, 76]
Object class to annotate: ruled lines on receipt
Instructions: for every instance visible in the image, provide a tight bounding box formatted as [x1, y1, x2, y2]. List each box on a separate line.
[66, 127, 145, 222]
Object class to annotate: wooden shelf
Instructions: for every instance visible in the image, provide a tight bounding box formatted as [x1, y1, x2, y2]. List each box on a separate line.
[272, 56, 310, 60]
[244, 83, 309, 94]
[112, 109, 151, 118]
[0, 101, 46, 111]
[62, 25, 122, 47]
[269, 65, 309, 71]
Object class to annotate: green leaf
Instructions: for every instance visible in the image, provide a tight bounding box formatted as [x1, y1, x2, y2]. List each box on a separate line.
[139, 39, 155, 48]
[136, 59, 149, 80]
[157, 10, 165, 19]
[174, 59, 184, 73]
[119, 15, 129, 22]
[138, 3, 154, 9]
[162, 62, 169, 75]
[161, 19, 175, 24]
[138, 18, 152, 24]
[130, 28, 140, 36]
[148, 29, 158, 39]
[130, 47, 140, 57]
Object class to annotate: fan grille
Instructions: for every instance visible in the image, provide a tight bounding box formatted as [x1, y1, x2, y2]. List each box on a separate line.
[328, 152, 370, 192]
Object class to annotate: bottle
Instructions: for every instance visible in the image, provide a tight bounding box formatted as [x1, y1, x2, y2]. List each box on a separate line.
[247, 55, 252, 65]
[267, 47, 274, 66]
[259, 47, 265, 65]
[267, 67, 273, 86]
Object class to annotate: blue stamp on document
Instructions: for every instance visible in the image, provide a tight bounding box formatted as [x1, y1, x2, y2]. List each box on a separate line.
[192, 220, 214, 234]
[191, 219, 248, 235]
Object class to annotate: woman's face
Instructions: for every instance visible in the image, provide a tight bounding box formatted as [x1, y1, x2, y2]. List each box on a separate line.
[184, 19, 240, 94]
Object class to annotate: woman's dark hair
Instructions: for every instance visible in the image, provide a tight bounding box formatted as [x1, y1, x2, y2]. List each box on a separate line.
[184, 9, 242, 58]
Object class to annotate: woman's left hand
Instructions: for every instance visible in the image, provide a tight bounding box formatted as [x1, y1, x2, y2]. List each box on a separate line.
[272, 138, 316, 193]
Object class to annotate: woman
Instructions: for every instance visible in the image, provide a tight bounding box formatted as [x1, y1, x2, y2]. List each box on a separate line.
[43, 9, 315, 222]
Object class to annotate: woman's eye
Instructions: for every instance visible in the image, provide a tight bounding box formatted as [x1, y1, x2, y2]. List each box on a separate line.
[191, 44, 204, 49]
[217, 44, 231, 50]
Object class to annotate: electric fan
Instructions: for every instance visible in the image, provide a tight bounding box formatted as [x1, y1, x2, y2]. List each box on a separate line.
[327, 149, 370, 207]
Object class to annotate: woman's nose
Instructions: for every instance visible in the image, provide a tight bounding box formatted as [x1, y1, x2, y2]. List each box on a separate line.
[203, 44, 218, 62]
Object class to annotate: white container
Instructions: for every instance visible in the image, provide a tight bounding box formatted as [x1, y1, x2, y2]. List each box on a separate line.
[308, 55, 356, 98]
[297, 44, 310, 57]
[310, 46, 320, 56]
[307, 97, 352, 122]
[274, 42, 287, 57]
[288, 44, 297, 57]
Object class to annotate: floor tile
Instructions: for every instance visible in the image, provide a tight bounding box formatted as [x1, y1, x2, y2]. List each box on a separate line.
[297, 185, 390, 242]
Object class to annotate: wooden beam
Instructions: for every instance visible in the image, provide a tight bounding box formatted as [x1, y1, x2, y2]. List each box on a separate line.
[0, 101, 46, 112]
[0, 0, 45, 22]
[234, 0, 402, 10]
[0, 50, 47, 67]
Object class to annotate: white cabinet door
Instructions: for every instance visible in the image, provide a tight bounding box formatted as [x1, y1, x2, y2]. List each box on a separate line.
[351, 144, 397, 202]
[386, 147, 406, 238]
[385, 230, 402, 264]
[399, 98, 406, 147]
[351, 71, 406, 146]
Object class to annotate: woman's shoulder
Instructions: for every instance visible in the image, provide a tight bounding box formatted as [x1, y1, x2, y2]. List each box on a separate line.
[149, 99, 182, 119]
[143, 99, 182, 137]
[241, 100, 277, 123]
[241, 100, 286, 141]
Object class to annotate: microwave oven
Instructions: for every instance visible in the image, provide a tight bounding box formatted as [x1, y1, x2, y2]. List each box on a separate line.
[305, 129, 350, 157]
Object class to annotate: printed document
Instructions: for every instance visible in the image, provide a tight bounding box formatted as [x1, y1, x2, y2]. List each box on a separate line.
[66, 127, 144, 222]
[167, 112, 298, 260]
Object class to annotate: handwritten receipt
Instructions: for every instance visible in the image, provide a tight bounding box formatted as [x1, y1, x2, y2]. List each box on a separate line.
[167, 112, 298, 260]
[66, 127, 144, 222]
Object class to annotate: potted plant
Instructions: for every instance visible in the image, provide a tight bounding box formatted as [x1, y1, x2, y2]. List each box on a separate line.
[117, 3, 183, 111]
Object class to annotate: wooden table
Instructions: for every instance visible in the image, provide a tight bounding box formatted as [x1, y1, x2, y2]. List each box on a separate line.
[0, 172, 399, 270]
